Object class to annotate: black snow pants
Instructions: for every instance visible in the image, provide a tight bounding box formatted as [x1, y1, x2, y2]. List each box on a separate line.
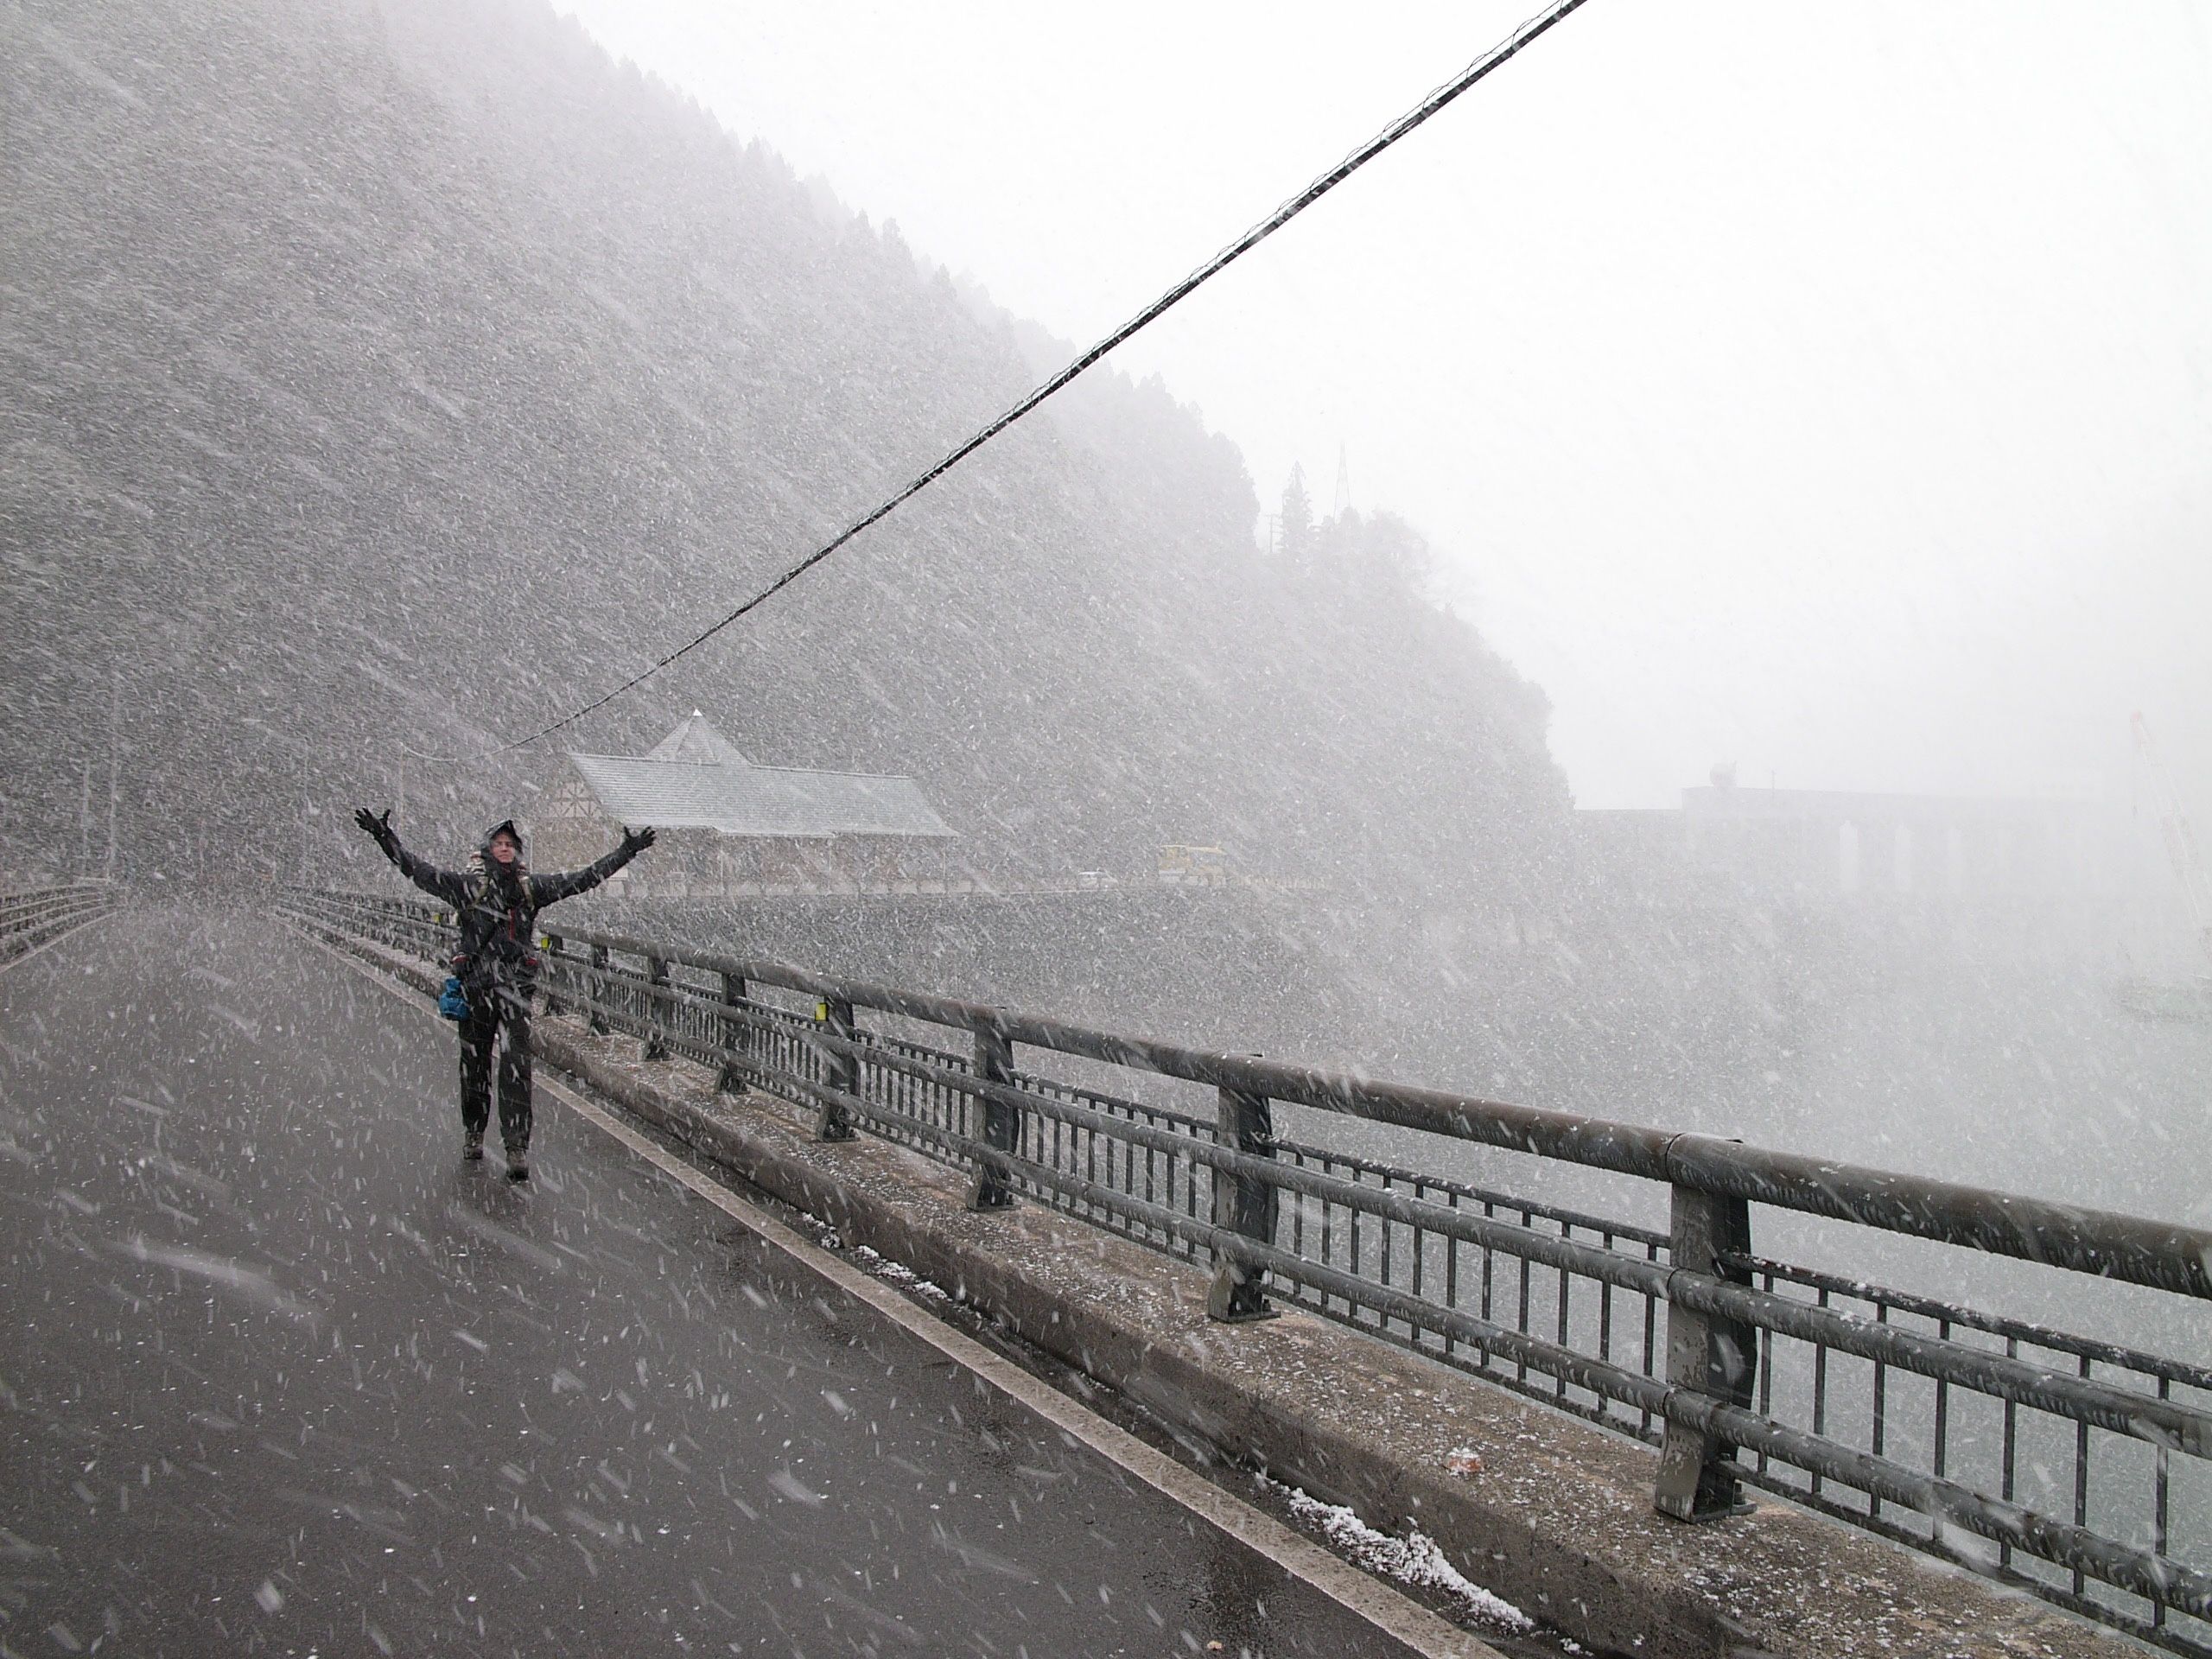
[459, 986, 533, 1154]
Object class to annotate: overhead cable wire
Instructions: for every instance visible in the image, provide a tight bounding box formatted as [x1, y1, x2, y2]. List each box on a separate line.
[480, 0, 1592, 759]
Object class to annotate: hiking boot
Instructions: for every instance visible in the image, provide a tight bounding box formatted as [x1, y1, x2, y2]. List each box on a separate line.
[505, 1150, 530, 1183]
[461, 1132, 485, 1163]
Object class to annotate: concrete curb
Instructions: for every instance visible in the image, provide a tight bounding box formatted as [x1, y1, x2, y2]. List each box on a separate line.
[313, 924, 2133, 1659]
[531, 1030, 1750, 1654]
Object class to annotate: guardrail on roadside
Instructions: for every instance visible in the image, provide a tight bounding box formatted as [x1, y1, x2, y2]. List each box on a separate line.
[0, 880, 117, 966]
[282, 886, 2212, 1655]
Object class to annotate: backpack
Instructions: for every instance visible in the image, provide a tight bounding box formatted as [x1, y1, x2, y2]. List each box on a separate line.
[448, 868, 537, 1002]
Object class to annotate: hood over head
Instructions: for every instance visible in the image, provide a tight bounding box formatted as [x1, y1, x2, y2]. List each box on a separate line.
[480, 819, 527, 876]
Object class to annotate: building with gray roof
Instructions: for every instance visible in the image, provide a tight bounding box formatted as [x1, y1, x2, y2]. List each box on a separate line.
[531, 712, 957, 896]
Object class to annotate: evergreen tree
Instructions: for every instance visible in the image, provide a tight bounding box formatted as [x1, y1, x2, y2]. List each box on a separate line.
[1278, 466, 1315, 569]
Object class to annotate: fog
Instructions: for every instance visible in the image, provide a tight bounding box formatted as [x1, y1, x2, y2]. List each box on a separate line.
[6, 0, 2207, 1291]
[3, 0, 2209, 1651]
[555, 0, 2212, 814]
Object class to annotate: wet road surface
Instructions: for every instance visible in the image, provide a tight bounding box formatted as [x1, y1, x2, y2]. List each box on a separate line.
[0, 906, 1431, 1657]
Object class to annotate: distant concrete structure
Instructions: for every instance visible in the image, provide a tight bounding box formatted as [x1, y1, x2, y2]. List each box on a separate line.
[1681, 782, 2101, 899]
[531, 711, 957, 896]
[1580, 781, 2104, 904]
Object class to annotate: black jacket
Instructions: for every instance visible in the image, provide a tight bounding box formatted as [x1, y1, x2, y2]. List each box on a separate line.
[383, 830, 639, 995]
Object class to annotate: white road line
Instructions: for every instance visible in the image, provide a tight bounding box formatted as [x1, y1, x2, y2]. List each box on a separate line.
[308, 929, 1510, 1659]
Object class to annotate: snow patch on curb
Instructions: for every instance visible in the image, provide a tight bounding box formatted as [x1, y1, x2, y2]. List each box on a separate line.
[1265, 1476, 1532, 1632]
[852, 1243, 950, 1300]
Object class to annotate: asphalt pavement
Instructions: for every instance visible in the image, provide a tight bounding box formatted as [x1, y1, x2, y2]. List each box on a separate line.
[0, 906, 1440, 1657]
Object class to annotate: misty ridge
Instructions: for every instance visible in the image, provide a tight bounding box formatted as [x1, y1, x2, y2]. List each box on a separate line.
[4, 0, 2206, 1230]
[1, 1, 1566, 1070]
[2, 0, 1560, 888]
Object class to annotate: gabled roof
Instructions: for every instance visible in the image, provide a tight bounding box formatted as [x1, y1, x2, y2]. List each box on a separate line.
[645, 710, 753, 768]
[566, 714, 956, 840]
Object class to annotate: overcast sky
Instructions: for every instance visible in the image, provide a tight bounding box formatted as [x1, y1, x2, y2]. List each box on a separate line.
[553, 0, 2211, 814]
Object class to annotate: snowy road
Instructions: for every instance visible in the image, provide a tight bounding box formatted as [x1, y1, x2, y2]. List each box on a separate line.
[0, 907, 1440, 1657]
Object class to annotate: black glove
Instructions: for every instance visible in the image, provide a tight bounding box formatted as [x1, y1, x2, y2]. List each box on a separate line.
[353, 806, 397, 855]
[619, 823, 656, 858]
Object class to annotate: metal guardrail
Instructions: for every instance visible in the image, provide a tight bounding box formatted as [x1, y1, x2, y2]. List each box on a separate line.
[284, 886, 2212, 1652]
[1, 881, 115, 966]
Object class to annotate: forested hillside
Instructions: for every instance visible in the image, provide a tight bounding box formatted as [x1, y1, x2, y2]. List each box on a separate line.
[3, 0, 1568, 899]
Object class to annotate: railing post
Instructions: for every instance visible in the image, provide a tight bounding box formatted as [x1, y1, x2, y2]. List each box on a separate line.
[643, 955, 670, 1060]
[814, 997, 857, 1141]
[965, 1022, 1017, 1211]
[588, 943, 610, 1034]
[1205, 1084, 1280, 1323]
[1654, 1182, 1760, 1521]
[716, 971, 747, 1093]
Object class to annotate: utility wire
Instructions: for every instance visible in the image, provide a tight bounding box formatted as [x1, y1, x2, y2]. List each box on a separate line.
[484, 0, 1592, 759]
